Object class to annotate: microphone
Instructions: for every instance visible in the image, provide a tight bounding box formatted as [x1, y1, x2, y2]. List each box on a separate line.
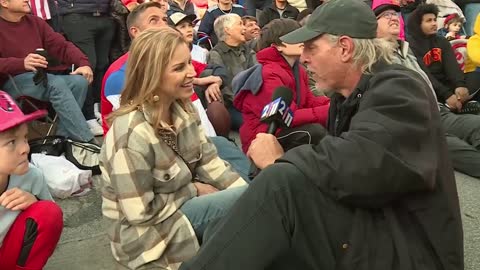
[248, 86, 294, 180]
[260, 86, 294, 134]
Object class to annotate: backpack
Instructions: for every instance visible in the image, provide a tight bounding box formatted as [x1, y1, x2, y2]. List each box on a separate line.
[29, 136, 101, 175]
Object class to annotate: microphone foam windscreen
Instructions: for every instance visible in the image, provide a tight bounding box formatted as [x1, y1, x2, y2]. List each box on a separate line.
[271, 86, 293, 106]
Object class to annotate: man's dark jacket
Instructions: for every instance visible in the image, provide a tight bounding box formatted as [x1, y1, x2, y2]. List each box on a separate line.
[281, 62, 464, 270]
[258, 3, 299, 28]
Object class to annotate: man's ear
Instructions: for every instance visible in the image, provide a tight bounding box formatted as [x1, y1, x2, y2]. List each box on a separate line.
[338, 36, 354, 63]
[129, 26, 139, 39]
[0, 0, 8, 9]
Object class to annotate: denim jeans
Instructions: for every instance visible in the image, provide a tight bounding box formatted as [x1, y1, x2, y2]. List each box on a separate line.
[227, 106, 243, 131]
[3, 72, 94, 142]
[463, 4, 480, 36]
[210, 136, 250, 181]
[180, 186, 247, 242]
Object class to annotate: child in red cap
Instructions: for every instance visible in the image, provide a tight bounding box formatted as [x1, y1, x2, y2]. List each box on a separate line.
[0, 91, 63, 270]
[438, 13, 468, 40]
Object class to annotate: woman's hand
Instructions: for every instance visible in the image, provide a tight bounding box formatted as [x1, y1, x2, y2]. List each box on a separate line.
[194, 182, 219, 196]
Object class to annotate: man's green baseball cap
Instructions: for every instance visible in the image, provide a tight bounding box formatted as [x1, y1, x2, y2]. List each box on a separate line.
[281, 0, 378, 44]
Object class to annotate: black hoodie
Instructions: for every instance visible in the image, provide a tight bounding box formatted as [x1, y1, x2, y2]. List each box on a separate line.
[406, 8, 467, 103]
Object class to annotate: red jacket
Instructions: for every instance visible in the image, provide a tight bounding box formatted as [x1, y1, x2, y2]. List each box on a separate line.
[233, 47, 330, 153]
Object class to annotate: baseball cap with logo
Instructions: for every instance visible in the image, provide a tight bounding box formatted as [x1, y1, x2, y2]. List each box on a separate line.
[281, 0, 378, 44]
[168, 12, 197, 27]
[0, 91, 47, 132]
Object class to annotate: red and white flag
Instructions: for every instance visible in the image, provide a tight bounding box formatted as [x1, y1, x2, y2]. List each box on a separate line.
[29, 0, 52, 20]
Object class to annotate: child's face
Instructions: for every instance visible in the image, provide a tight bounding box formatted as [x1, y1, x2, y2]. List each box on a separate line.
[176, 21, 194, 44]
[448, 22, 462, 33]
[0, 124, 30, 177]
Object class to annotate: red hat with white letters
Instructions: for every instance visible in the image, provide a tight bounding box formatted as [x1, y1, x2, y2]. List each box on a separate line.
[0, 91, 47, 132]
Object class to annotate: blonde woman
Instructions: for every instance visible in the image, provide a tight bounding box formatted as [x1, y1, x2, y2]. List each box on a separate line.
[100, 27, 247, 270]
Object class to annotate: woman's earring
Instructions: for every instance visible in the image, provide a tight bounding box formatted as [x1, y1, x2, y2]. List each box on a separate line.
[153, 95, 160, 102]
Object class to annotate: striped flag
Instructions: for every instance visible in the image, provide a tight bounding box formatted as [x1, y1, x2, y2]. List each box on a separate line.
[29, 0, 52, 20]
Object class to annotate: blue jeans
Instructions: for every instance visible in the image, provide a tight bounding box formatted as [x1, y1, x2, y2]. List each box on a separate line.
[227, 106, 243, 131]
[3, 72, 94, 142]
[463, 3, 480, 36]
[180, 186, 247, 242]
[210, 136, 250, 181]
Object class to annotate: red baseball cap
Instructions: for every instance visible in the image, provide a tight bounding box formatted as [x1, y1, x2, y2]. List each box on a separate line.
[0, 91, 47, 132]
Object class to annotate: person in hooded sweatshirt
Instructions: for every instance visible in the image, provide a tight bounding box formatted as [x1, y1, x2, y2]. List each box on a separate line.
[406, 3, 471, 112]
[232, 19, 330, 153]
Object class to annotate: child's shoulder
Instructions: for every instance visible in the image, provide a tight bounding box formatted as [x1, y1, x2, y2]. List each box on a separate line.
[8, 164, 45, 193]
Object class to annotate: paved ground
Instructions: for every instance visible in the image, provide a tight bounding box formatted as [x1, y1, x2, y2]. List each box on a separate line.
[44, 171, 480, 270]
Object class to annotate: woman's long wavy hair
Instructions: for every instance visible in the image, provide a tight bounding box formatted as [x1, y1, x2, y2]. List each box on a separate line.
[107, 27, 191, 130]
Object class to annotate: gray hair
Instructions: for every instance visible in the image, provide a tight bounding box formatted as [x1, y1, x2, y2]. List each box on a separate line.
[326, 34, 394, 74]
[214, 13, 241, 42]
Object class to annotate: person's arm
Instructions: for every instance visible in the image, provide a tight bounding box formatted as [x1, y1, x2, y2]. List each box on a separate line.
[198, 11, 214, 35]
[104, 138, 197, 226]
[104, 69, 125, 110]
[439, 37, 467, 89]
[280, 70, 438, 208]
[0, 56, 26, 76]
[40, 18, 90, 68]
[194, 121, 247, 189]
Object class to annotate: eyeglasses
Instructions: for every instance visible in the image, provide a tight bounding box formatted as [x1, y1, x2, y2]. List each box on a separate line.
[377, 11, 400, 20]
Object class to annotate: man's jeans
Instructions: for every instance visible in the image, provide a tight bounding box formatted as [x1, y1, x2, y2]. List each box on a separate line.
[3, 72, 94, 142]
[463, 3, 480, 36]
[180, 186, 247, 243]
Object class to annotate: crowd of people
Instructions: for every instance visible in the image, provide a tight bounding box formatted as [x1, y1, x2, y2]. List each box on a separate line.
[0, 0, 479, 268]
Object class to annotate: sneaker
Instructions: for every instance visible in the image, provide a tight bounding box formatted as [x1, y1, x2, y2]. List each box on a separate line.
[94, 103, 102, 120]
[87, 119, 103, 136]
[459, 101, 480, 114]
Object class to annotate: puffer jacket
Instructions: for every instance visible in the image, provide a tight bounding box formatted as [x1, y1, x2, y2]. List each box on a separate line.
[233, 47, 330, 153]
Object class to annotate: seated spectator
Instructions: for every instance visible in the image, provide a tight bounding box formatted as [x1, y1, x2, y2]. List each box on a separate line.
[168, 0, 199, 16]
[169, 12, 233, 136]
[466, 14, 480, 92]
[209, 13, 257, 129]
[258, 0, 299, 28]
[102, 2, 250, 179]
[0, 91, 63, 270]
[169, 12, 209, 63]
[233, 19, 329, 153]
[180, 1, 463, 269]
[377, 2, 480, 178]
[438, 13, 468, 40]
[407, 4, 471, 112]
[198, 0, 246, 45]
[100, 27, 247, 269]
[242, 15, 261, 51]
[0, 0, 96, 143]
